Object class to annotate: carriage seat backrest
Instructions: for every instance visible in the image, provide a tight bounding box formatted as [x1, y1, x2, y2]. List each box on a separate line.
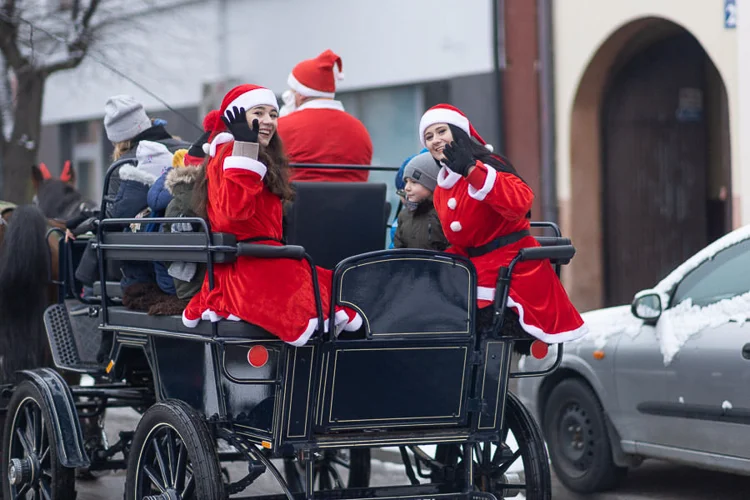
[285, 182, 387, 269]
[333, 250, 476, 338]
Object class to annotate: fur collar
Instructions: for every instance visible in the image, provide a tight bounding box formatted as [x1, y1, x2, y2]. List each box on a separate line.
[165, 165, 202, 194]
[119, 164, 157, 186]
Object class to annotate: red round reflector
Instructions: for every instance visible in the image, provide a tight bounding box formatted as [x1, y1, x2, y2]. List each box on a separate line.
[247, 345, 269, 368]
[530, 340, 549, 360]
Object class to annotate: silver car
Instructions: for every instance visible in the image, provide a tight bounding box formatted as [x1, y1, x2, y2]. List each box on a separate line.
[517, 225, 750, 493]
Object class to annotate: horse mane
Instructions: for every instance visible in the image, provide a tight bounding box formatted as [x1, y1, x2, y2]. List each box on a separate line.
[0, 205, 53, 382]
[36, 178, 94, 220]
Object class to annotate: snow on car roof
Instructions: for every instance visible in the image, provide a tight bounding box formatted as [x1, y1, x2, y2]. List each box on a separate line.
[573, 225, 750, 365]
[654, 224, 750, 295]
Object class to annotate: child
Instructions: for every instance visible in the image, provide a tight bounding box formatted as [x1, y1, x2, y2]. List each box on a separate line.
[393, 152, 448, 251]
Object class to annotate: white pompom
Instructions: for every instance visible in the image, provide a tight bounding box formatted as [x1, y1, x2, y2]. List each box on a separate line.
[484, 143, 494, 152]
[202, 143, 210, 155]
[447, 198, 457, 210]
[450, 221, 462, 232]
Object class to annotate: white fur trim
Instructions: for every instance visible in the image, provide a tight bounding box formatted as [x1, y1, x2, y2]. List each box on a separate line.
[225, 88, 279, 116]
[506, 296, 588, 343]
[467, 163, 497, 201]
[202, 142, 210, 155]
[344, 312, 363, 332]
[118, 164, 157, 186]
[296, 99, 345, 112]
[485, 144, 494, 152]
[182, 310, 200, 328]
[477, 286, 495, 301]
[450, 221, 462, 232]
[288, 317, 319, 346]
[419, 108, 470, 146]
[227, 314, 241, 321]
[437, 166, 461, 189]
[209, 132, 234, 157]
[223, 156, 267, 178]
[202, 309, 222, 322]
[447, 198, 457, 210]
[288, 72, 336, 98]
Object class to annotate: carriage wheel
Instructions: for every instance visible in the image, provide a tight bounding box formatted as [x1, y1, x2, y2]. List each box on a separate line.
[125, 400, 225, 500]
[283, 448, 371, 491]
[420, 393, 551, 500]
[2, 380, 76, 499]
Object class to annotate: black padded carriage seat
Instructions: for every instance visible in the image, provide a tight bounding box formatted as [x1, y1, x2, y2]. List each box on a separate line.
[286, 182, 388, 269]
[105, 306, 277, 339]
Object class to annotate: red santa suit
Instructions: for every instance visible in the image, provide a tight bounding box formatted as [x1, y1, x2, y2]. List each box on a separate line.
[278, 49, 373, 183]
[182, 84, 362, 345]
[421, 104, 587, 344]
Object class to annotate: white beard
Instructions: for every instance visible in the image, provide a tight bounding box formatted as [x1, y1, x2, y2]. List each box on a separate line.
[279, 89, 297, 117]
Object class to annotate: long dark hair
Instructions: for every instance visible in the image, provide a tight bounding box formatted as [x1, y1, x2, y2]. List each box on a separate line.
[193, 133, 294, 220]
[447, 124, 531, 218]
[447, 124, 525, 182]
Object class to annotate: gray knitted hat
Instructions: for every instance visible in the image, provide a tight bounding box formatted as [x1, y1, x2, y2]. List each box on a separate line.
[403, 152, 440, 192]
[103, 95, 152, 143]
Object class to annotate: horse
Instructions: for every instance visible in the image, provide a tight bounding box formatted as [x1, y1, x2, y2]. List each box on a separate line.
[0, 164, 97, 384]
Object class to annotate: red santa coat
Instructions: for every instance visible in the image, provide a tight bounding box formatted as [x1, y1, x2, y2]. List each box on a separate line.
[182, 140, 359, 345]
[277, 100, 373, 183]
[434, 162, 587, 343]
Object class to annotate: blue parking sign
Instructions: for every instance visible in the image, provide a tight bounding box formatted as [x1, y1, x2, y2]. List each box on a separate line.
[725, 0, 737, 29]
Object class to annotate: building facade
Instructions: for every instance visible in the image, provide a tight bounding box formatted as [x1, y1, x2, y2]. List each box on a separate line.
[552, 0, 743, 311]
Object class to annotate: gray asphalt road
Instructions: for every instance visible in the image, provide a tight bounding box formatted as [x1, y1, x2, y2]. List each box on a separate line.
[75, 408, 750, 500]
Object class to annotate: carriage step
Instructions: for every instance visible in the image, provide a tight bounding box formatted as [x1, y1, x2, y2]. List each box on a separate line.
[43, 304, 104, 374]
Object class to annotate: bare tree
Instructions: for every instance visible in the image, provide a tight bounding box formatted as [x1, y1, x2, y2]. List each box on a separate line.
[0, 0, 103, 203]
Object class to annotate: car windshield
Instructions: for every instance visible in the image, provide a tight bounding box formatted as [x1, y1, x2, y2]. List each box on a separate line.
[672, 238, 750, 308]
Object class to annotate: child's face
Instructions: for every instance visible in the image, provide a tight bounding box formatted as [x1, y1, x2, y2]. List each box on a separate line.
[404, 178, 432, 204]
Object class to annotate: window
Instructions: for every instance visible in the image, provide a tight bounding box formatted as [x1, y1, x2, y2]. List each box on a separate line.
[672, 239, 750, 307]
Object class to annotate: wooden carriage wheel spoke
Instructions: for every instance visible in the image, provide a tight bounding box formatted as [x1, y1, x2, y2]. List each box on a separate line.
[143, 465, 168, 493]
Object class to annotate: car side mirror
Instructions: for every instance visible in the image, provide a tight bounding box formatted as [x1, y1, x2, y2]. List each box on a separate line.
[631, 291, 662, 321]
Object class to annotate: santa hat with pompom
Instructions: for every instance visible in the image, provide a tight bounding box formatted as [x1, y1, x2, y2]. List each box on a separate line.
[287, 49, 344, 98]
[419, 104, 494, 152]
[206, 84, 279, 157]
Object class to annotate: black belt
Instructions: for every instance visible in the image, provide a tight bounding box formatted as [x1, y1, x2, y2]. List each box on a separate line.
[467, 229, 530, 258]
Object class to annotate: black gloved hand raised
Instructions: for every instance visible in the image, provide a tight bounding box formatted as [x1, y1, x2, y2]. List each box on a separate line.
[222, 107, 259, 143]
[443, 137, 476, 177]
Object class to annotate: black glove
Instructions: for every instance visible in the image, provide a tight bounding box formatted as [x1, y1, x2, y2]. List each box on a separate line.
[443, 137, 475, 177]
[222, 106, 259, 143]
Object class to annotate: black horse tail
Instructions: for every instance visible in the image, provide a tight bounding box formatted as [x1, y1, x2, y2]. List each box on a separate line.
[0, 205, 52, 382]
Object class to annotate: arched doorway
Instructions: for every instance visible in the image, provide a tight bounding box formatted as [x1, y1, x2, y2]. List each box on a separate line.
[565, 19, 732, 310]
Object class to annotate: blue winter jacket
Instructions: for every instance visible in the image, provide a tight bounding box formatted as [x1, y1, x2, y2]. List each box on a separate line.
[146, 169, 176, 295]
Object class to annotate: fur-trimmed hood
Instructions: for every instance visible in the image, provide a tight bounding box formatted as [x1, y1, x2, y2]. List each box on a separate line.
[165, 165, 202, 195]
[119, 163, 158, 187]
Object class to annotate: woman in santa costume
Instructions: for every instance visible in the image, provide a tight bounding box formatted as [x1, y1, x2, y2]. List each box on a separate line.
[419, 104, 587, 351]
[183, 84, 361, 345]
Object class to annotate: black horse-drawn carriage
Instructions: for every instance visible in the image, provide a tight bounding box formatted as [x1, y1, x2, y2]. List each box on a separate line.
[1, 163, 574, 499]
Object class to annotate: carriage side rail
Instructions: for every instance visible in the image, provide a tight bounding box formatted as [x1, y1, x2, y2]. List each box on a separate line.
[497, 242, 574, 379]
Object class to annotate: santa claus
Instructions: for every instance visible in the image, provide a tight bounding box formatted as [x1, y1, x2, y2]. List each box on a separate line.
[182, 84, 362, 345]
[419, 104, 587, 347]
[277, 49, 373, 183]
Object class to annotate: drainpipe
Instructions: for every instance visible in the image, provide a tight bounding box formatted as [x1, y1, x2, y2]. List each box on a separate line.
[537, 0, 558, 224]
[492, 0, 506, 153]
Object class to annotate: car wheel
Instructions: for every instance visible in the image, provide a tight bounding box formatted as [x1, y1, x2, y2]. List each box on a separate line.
[542, 378, 626, 493]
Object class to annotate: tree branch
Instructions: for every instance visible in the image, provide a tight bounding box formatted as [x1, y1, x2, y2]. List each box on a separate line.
[0, 0, 29, 70]
[81, 0, 101, 29]
[71, 0, 81, 22]
[42, 52, 86, 75]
